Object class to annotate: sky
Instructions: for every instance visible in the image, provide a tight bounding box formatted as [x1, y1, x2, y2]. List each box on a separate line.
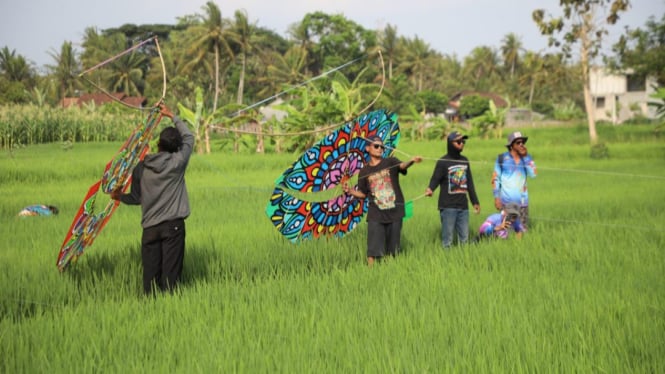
[1, 0, 663, 71]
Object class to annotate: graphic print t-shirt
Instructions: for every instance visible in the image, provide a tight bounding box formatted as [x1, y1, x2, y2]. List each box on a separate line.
[368, 168, 396, 210]
[427, 155, 479, 210]
[358, 157, 406, 223]
[448, 165, 468, 194]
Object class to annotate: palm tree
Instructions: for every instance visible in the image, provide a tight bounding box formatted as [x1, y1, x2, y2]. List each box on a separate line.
[0, 47, 34, 83]
[500, 33, 523, 79]
[47, 41, 81, 101]
[287, 19, 317, 77]
[519, 51, 577, 107]
[433, 54, 464, 93]
[181, 1, 235, 154]
[228, 9, 261, 105]
[397, 36, 432, 92]
[0, 47, 35, 104]
[80, 29, 144, 96]
[259, 45, 310, 96]
[186, 1, 234, 112]
[80, 27, 113, 89]
[462, 46, 500, 91]
[107, 51, 146, 96]
[80, 27, 108, 68]
[519, 50, 546, 106]
[378, 24, 398, 80]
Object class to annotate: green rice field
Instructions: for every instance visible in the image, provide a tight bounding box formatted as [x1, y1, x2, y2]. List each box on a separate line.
[1, 124, 664, 372]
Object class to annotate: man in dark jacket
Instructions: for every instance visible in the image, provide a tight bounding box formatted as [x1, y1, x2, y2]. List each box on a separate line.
[425, 131, 481, 249]
[112, 103, 194, 295]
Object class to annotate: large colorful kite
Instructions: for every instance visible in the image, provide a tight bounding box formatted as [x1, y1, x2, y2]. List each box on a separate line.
[56, 36, 166, 272]
[266, 109, 400, 242]
[56, 107, 163, 271]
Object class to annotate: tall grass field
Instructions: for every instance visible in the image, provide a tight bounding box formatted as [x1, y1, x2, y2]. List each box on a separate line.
[1, 124, 664, 372]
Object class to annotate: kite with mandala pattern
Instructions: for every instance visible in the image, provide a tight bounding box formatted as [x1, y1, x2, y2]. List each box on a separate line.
[266, 109, 400, 242]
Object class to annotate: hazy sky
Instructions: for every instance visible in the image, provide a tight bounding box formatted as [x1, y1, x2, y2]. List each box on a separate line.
[2, 0, 663, 70]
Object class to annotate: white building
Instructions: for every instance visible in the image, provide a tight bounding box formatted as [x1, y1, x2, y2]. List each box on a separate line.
[590, 67, 658, 124]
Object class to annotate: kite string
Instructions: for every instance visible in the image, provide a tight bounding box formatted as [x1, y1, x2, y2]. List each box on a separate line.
[228, 55, 366, 117]
[212, 50, 386, 137]
[78, 36, 156, 76]
[77, 36, 167, 110]
[190, 154, 664, 233]
[386, 147, 665, 180]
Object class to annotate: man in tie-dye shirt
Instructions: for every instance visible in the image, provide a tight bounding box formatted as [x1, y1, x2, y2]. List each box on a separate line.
[492, 131, 536, 229]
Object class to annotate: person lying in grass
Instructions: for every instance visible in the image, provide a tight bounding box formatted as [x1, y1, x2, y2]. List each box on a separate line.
[18, 204, 59, 217]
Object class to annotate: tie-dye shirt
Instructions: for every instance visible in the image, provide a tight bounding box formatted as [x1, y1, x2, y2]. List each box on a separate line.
[478, 212, 525, 239]
[18, 205, 54, 217]
[491, 152, 536, 207]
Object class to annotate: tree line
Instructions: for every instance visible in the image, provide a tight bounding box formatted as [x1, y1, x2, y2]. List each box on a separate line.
[0, 2, 663, 146]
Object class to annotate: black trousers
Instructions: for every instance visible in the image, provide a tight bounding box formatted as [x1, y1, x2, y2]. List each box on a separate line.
[141, 218, 185, 295]
[366, 220, 402, 258]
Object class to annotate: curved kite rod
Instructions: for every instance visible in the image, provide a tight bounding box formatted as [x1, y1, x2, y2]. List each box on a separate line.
[211, 49, 387, 137]
[77, 36, 167, 111]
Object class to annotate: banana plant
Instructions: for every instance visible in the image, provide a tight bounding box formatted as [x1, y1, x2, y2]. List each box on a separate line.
[176, 86, 206, 154]
[469, 99, 509, 139]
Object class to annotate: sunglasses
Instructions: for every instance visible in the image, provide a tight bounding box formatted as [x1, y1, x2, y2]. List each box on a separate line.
[371, 143, 385, 150]
[455, 140, 466, 145]
[513, 140, 525, 146]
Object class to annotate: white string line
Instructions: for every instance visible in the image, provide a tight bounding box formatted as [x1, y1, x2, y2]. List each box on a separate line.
[191, 174, 665, 232]
[531, 216, 665, 232]
[386, 147, 665, 180]
[227, 55, 366, 118]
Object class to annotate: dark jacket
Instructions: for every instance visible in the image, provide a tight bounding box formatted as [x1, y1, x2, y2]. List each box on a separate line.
[121, 116, 194, 228]
[427, 138, 479, 210]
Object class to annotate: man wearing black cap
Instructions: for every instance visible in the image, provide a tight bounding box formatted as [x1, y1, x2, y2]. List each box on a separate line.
[343, 135, 422, 266]
[491, 131, 537, 229]
[425, 131, 481, 249]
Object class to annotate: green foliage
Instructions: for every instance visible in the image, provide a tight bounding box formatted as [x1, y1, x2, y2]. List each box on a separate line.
[533, 0, 629, 59]
[0, 104, 144, 148]
[295, 11, 377, 79]
[469, 99, 508, 139]
[459, 95, 490, 118]
[531, 101, 554, 117]
[610, 14, 665, 86]
[328, 68, 380, 121]
[374, 74, 416, 115]
[6, 9, 592, 126]
[177, 86, 207, 153]
[0, 47, 36, 104]
[648, 86, 665, 132]
[552, 100, 585, 121]
[416, 90, 448, 114]
[400, 105, 452, 141]
[590, 142, 610, 159]
[0, 77, 30, 104]
[649, 87, 665, 120]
